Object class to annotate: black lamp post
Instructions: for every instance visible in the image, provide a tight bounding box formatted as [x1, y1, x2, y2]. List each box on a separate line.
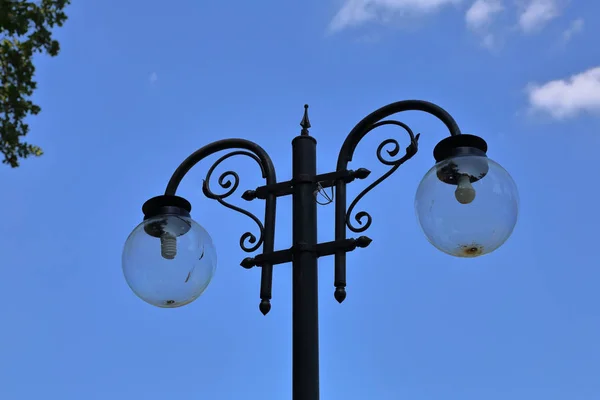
[122, 100, 519, 400]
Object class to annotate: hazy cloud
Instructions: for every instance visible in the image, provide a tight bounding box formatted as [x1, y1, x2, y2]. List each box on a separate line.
[481, 33, 497, 49]
[465, 0, 504, 50]
[518, 0, 560, 33]
[465, 0, 504, 30]
[561, 18, 583, 43]
[149, 72, 158, 84]
[329, 0, 462, 32]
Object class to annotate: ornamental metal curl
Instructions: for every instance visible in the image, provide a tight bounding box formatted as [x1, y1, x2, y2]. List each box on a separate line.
[201, 150, 266, 253]
[346, 120, 420, 233]
[334, 100, 462, 303]
[164, 138, 277, 314]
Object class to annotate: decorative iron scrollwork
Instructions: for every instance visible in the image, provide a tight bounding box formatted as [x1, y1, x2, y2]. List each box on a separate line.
[201, 150, 266, 253]
[164, 138, 277, 314]
[346, 120, 420, 233]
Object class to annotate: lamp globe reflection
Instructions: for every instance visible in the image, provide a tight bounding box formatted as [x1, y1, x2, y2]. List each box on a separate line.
[122, 196, 217, 308]
[415, 135, 519, 258]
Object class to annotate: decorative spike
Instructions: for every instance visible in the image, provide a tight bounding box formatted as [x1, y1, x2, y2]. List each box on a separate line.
[300, 104, 311, 136]
[259, 299, 272, 315]
[354, 168, 371, 180]
[240, 257, 256, 269]
[334, 287, 347, 303]
[355, 236, 373, 248]
[241, 190, 257, 201]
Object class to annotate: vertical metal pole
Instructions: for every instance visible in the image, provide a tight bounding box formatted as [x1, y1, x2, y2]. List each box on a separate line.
[291, 129, 320, 400]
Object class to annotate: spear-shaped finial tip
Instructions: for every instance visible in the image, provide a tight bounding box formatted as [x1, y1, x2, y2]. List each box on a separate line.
[300, 104, 311, 135]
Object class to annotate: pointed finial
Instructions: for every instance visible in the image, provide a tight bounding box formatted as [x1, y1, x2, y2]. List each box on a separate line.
[334, 287, 347, 303]
[259, 299, 271, 315]
[300, 104, 311, 136]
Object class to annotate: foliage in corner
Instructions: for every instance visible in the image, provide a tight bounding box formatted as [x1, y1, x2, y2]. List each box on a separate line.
[0, 0, 70, 167]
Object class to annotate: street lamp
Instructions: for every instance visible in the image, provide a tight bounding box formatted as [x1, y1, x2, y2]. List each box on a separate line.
[122, 100, 519, 399]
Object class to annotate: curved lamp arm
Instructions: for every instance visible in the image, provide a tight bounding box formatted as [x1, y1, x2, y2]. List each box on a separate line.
[164, 138, 277, 314]
[337, 100, 461, 169]
[333, 100, 462, 302]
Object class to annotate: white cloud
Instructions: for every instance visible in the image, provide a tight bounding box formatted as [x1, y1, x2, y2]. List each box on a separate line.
[329, 0, 462, 32]
[465, 0, 503, 30]
[149, 72, 158, 84]
[518, 0, 559, 33]
[562, 18, 583, 43]
[526, 67, 600, 119]
[465, 0, 503, 50]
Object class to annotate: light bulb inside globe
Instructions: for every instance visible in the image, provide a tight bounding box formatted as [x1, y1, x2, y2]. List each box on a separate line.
[454, 174, 476, 204]
[160, 232, 177, 259]
[144, 216, 193, 261]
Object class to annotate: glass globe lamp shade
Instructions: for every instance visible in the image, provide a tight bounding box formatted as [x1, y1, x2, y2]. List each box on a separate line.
[122, 214, 217, 308]
[415, 154, 518, 257]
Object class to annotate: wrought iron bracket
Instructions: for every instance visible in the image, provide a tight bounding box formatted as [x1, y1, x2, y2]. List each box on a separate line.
[155, 101, 466, 313]
[333, 100, 464, 304]
[162, 138, 278, 315]
[240, 236, 372, 269]
[242, 168, 371, 201]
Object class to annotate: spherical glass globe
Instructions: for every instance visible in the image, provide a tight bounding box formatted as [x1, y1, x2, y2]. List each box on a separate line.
[122, 215, 217, 308]
[415, 155, 518, 257]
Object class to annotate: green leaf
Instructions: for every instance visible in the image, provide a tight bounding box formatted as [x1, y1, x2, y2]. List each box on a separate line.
[0, 0, 71, 168]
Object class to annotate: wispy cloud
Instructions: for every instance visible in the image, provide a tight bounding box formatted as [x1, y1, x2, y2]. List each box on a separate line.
[330, 0, 570, 53]
[149, 72, 158, 84]
[465, 0, 504, 50]
[526, 67, 600, 119]
[518, 0, 560, 33]
[481, 33, 499, 49]
[465, 0, 504, 30]
[329, 0, 462, 32]
[561, 18, 583, 43]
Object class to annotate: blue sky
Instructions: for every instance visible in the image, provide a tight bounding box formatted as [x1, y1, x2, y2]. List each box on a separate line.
[1, 0, 599, 399]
